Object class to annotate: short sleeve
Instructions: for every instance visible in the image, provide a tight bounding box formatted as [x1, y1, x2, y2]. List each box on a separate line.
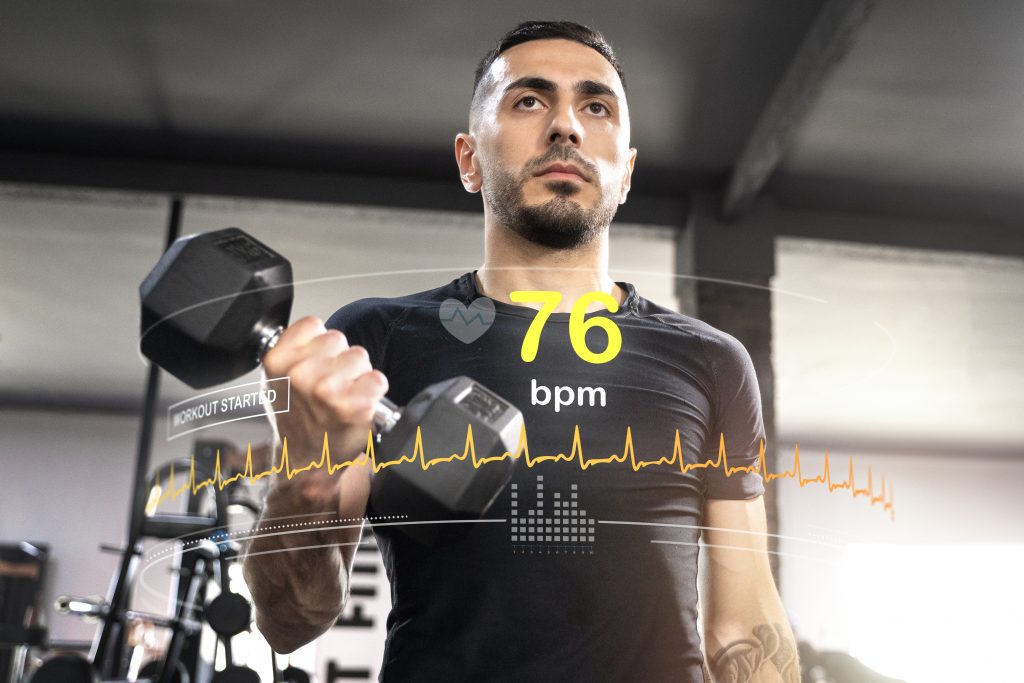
[324, 299, 391, 372]
[701, 331, 766, 500]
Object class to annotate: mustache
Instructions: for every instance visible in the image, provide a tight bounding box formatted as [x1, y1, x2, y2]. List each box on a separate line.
[525, 147, 598, 180]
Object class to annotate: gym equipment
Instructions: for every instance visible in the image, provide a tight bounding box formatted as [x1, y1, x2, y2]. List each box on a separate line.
[204, 593, 250, 640]
[139, 228, 523, 540]
[202, 574, 258, 683]
[280, 665, 311, 683]
[0, 542, 48, 683]
[374, 376, 522, 543]
[138, 659, 188, 683]
[210, 665, 260, 683]
[140, 228, 293, 389]
[55, 537, 212, 683]
[45, 457, 227, 683]
[26, 652, 99, 683]
[55, 596, 203, 638]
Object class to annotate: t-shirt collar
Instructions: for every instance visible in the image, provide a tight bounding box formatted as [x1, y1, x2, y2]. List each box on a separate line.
[457, 271, 639, 317]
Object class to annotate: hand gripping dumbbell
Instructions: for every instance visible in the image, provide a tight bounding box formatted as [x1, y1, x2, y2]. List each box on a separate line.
[139, 227, 522, 543]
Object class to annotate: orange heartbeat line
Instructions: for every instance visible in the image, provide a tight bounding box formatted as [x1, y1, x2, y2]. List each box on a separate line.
[152, 425, 895, 520]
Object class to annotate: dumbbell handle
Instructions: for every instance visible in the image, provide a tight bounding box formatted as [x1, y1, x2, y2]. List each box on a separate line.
[56, 595, 203, 634]
[56, 594, 108, 619]
[257, 324, 403, 433]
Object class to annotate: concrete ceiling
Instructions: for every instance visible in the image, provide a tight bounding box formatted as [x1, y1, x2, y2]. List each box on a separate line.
[772, 0, 1024, 222]
[0, 0, 820, 176]
[4, 0, 1022, 219]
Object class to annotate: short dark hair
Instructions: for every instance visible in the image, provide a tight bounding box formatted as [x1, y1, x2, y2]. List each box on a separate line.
[472, 20, 626, 102]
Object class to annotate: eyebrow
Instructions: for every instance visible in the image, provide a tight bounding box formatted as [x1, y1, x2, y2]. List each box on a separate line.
[503, 76, 618, 101]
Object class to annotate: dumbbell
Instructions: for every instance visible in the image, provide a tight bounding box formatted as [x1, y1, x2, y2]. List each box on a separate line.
[139, 228, 522, 543]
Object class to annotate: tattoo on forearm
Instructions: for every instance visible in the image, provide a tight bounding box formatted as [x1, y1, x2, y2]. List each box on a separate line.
[709, 623, 799, 683]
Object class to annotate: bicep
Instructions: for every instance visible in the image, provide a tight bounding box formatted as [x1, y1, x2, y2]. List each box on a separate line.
[702, 332, 766, 501]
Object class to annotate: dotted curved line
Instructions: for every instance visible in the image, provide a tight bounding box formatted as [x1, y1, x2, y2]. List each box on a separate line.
[142, 514, 407, 563]
[807, 532, 843, 544]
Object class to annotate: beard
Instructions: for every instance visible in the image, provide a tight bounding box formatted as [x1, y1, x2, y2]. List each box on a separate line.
[483, 162, 619, 250]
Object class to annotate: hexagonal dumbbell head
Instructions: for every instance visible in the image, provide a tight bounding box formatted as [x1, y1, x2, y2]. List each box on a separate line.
[371, 376, 523, 544]
[140, 228, 293, 388]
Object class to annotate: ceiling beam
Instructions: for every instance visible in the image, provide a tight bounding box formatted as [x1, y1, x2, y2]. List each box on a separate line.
[0, 150, 687, 227]
[773, 203, 1024, 260]
[722, 0, 878, 219]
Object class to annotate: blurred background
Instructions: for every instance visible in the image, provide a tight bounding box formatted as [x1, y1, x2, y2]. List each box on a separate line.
[1, 1, 1022, 682]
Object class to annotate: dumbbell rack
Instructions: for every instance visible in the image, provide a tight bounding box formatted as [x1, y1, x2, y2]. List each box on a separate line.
[87, 457, 226, 683]
[36, 452, 228, 683]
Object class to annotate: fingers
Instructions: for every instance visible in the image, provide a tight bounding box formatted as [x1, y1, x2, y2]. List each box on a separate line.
[326, 370, 389, 423]
[278, 315, 328, 347]
[293, 344, 371, 396]
[264, 317, 387, 436]
[288, 339, 364, 387]
[264, 316, 348, 377]
[311, 361, 386, 422]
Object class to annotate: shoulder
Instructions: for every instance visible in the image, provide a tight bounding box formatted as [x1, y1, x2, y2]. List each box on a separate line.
[323, 277, 465, 369]
[629, 292, 755, 383]
[702, 327, 755, 374]
[631, 294, 745, 355]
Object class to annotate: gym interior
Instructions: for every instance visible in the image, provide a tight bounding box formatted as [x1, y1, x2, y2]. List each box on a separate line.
[1, 2, 1022, 683]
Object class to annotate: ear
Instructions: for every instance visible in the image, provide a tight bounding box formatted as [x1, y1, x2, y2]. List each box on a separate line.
[455, 133, 482, 193]
[618, 147, 638, 204]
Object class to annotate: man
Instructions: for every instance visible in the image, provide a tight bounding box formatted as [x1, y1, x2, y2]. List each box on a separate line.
[243, 21, 799, 682]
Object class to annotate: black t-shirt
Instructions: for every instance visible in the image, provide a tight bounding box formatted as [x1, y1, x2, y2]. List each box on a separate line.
[326, 272, 765, 683]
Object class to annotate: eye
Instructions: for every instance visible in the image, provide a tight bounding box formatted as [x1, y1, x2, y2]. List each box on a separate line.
[515, 95, 543, 110]
[586, 101, 610, 116]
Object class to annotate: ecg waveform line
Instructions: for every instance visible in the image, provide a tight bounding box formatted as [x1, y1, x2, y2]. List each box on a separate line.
[439, 309, 492, 325]
[153, 424, 896, 520]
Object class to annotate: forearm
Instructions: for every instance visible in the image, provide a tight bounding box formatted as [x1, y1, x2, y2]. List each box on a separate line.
[701, 498, 801, 682]
[241, 317, 382, 652]
[242, 481, 353, 653]
[706, 620, 799, 683]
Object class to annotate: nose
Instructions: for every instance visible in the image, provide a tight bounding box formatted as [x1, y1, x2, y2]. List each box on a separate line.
[546, 103, 582, 147]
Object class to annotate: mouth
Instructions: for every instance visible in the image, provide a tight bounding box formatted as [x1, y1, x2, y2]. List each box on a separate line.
[535, 163, 589, 182]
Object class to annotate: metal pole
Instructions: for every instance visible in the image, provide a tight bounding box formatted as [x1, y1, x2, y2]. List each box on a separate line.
[94, 195, 184, 678]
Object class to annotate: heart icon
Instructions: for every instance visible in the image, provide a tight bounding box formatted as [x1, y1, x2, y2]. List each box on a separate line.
[439, 297, 495, 344]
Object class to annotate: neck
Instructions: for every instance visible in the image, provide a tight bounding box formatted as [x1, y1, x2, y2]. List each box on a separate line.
[476, 215, 623, 313]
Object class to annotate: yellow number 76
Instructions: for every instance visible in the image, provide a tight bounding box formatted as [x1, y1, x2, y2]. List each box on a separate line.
[509, 290, 622, 364]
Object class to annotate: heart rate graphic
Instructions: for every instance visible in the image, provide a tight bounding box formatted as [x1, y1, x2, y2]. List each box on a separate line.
[439, 297, 495, 343]
[153, 424, 896, 521]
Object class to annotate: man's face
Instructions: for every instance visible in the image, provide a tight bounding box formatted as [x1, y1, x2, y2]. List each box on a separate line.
[458, 38, 637, 249]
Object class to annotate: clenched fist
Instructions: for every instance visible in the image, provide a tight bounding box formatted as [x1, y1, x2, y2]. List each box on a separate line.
[261, 315, 388, 506]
